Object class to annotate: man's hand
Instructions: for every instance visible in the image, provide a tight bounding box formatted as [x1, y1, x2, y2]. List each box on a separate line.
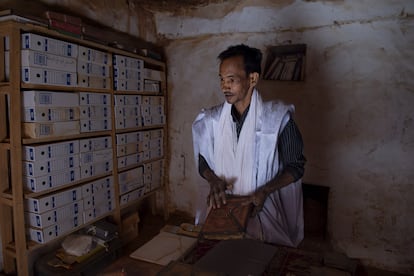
[207, 177, 228, 209]
[242, 188, 268, 217]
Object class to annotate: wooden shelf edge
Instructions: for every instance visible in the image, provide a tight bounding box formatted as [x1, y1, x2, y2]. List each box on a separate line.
[23, 172, 114, 198]
[22, 130, 112, 145]
[0, 196, 13, 206]
[115, 124, 166, 134]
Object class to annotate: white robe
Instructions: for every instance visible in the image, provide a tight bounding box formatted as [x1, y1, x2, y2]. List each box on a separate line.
[192, 89, 304, 247]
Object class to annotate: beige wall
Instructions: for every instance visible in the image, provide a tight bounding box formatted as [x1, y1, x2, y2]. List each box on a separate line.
[15, 0, 414, 274]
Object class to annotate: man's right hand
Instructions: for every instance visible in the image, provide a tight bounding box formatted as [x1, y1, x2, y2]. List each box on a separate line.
[207, 177, 228, 209]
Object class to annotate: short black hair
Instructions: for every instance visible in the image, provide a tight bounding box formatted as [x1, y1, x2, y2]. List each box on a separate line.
[217, 44, 262, 76]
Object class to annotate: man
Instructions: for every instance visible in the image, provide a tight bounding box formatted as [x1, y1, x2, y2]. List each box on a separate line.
[192, 44, 306, 247]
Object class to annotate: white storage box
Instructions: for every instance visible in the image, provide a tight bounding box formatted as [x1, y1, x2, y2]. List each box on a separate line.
[22, 106, 79, 122]
[120, 187, 144, 207]
[22, 67, 77, 86]
[21, 33, 78, 57]
[113, 94, 141, 106]
[23, 140, 79, 161]
[22, 121, 80, 139]
[78, 46, 110, 65]
[25, 186, 83, 214]
[80, 148, 113, 165]
[25, 200, 83, 228]
[21, 50, 77, 72]
[80, 105, 111, 120]
[23, 154, 80, 177]
[80, 161, 113, 179]
[77, 60, 110, 77]
[28, 214, 83, 244]
[79, 136, 112, 153]
[78, 75, 110, 90]
[113, 54, 143, 69]
[80, 118, 112, 132]
[24, 167, 81, 193]
[79, 92, 111, 105]
[81, 176, 113, 198]
[143, 68, 163, 81]
[22, 90, 79, 107]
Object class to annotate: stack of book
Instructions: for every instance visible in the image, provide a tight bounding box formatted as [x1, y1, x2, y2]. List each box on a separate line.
[45, 11, 82, 38]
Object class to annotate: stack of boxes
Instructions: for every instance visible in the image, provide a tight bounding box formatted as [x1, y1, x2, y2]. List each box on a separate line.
[23, 137, 115, 243]
[79, 92, 112, 133]
[23, 140, 81, 193]
[14, 31, 165, 245]
[143, 159, 164, 194]
[25, 186, 84, 244]
[116, 129, 164, 206]
[79, 136, 113, 179]
[113, 54, 144, 92]
[141, 95, 165, 126]
[118, 167, 144, 207]
[21, 90, 80, 138]
[82, 176, 115, 224]
[114, 94, 142, 130]
[20, 33, 78, 86]
[77, 46, 111, 90]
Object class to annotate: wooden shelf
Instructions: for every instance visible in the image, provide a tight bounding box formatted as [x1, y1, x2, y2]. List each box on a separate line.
[0, 19, 169, 276]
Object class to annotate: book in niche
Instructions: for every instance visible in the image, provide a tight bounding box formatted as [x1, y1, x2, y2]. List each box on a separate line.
[201, 196, 252, 240]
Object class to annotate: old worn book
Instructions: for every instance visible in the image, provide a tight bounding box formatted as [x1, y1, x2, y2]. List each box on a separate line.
[201, 196, 252, 240]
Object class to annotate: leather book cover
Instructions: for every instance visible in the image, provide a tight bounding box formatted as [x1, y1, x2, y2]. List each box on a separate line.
[201, 196, 252, 240]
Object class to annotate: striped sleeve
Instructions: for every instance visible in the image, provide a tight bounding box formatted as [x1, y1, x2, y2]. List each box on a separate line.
[278, 118, 306, 181]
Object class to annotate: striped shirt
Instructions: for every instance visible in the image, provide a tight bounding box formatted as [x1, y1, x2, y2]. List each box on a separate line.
[199, 104, 306, 181]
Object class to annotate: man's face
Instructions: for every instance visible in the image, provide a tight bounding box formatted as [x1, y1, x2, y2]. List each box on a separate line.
[219, 56, 253, 113]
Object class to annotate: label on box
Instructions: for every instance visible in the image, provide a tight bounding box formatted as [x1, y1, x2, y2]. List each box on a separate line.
[21, 50, 77, 72]
[80, 148, 113, 164]
[22, 90, 79, 107]
[22, 121, 80, 138]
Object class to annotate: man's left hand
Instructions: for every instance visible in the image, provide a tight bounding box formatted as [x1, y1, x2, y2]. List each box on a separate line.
[242, 188, 268, 217]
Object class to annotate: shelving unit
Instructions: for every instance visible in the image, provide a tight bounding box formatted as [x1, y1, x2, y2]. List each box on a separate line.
[262, 43, 307, 81]
[0, 20, 168, 276]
